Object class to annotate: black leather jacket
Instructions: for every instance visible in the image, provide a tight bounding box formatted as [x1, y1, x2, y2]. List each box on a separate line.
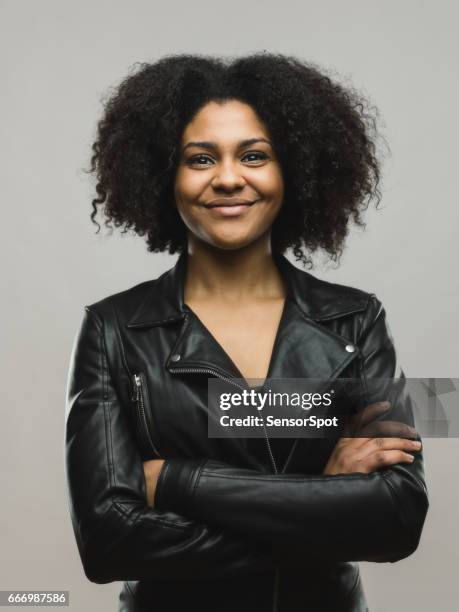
[65, 251, 429, 612]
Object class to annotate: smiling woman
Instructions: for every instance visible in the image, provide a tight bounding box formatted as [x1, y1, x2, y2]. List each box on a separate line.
[66, 52, 428, 612]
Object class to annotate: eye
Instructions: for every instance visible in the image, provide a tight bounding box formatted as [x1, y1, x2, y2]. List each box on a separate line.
[186, 154, 215, 167]
[241, 151, 269, 164]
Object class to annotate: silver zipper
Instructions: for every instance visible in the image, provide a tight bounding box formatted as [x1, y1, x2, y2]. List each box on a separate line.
[168, 366, 278, 474]
[131, 373, 161, 458]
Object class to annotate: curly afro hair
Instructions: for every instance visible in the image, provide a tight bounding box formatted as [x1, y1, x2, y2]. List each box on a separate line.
[88, 52, 386, 268]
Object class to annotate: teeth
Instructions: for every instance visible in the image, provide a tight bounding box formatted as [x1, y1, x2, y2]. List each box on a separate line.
[208, 204, 250, 208]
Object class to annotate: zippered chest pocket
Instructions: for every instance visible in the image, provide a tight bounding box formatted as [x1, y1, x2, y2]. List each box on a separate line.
[131, 371, 162, 459]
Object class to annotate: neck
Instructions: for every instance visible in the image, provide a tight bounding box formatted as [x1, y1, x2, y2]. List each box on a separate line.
[183, 233, 287, 303]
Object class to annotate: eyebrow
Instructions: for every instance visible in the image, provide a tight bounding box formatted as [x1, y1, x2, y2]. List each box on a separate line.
[182, 137, 272, 152]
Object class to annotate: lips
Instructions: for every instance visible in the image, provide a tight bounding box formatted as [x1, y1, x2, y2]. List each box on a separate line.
[205, 204, 253, 209]
[203, 199, 256, 209]
[201, 199, 258, 217]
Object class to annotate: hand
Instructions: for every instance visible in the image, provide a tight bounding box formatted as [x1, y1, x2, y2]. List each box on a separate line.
[323, 401, 422, 476]
[143, 458, 166, 508]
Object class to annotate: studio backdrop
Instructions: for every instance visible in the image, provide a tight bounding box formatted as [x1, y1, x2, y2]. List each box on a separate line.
[1, 1, 458, 611]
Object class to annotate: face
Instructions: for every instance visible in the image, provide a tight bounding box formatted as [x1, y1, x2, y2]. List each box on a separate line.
[174, 99, 284, 251]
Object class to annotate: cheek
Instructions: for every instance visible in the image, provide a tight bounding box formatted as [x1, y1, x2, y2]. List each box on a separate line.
[252, 167, 284, 200]
[174, 169, 207, 204]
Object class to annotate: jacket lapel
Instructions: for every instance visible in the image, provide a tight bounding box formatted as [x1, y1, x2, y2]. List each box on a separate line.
[126, 250, 368, 384]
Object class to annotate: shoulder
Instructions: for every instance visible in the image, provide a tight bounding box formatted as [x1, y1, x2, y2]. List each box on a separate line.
[283, 259, 379, 322]
[83, 271, 167, 326]
[293, 271, 396, 368]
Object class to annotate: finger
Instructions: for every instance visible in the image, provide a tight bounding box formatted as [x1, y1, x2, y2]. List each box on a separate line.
[359, 437, 422, 457]
[362, 449, 415, 472]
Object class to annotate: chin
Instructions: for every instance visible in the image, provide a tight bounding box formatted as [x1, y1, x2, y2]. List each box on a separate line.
[210, 239, 252, 251]
[202, 233, 256, 251]
[192, 225, 250, 248]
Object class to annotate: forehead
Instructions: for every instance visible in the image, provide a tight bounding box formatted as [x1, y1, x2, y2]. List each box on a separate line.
[181, 100, 269, 142]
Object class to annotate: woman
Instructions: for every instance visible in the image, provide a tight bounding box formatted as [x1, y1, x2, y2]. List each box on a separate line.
[65, 53, 428, 612]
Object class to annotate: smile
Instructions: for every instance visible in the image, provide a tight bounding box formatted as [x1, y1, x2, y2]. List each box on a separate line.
[202, 199, 259, 217]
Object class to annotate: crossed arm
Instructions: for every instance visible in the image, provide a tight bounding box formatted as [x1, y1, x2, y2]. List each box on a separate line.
[146, 433, 426, 564]
[146, 294, 428, 563]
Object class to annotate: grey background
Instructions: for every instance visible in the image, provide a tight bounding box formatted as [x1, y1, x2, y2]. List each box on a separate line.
[1, 1, 458, 610]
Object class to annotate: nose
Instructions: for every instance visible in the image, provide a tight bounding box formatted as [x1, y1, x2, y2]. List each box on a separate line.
[211, 159, 246, 192]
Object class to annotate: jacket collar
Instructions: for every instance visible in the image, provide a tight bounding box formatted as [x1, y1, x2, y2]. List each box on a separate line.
[125, 250, 369, 329]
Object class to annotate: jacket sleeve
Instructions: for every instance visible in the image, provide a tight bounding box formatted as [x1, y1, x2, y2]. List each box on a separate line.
[64, 306, 277, 584]
[155, 294, 429, 564]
